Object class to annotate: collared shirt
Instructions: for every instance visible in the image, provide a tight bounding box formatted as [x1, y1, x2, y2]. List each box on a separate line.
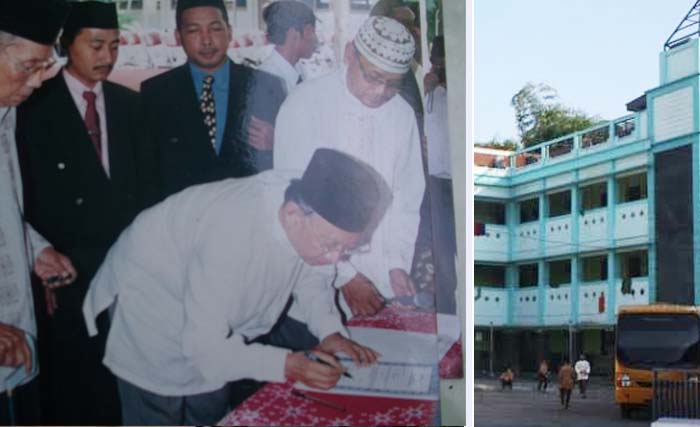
[63, 69, 111, 176]
[274, 67, 425, 299]
[0, 107, 49, 392]
[189, 60, 230, 154]
[258, 48, 302, 95]
[83, 170, 346, 396]
[425, 85, 451, 178]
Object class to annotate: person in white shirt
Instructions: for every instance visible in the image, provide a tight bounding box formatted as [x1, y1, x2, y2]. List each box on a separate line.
[83, 148, 385, 425]
[423, 35, 456, 314]
[274, 16, 424, 323]
[574, 353, 591, 398]
[259, 0, 318, 95]
[0, 1, 77, 425]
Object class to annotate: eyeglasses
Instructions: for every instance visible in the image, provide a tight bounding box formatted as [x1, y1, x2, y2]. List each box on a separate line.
[3, 51, 56, 78]
[305, 216, 371, 261]
[354, 48, 403, 92]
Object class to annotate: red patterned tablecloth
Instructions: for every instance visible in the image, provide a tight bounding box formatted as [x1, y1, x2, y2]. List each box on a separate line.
[219, 306, 460, 426]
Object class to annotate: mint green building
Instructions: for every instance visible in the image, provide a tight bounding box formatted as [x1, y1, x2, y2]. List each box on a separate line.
[474, 32, 700, 374]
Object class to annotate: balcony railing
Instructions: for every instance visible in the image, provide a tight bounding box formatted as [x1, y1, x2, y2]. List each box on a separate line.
[478, 113, 644, 173]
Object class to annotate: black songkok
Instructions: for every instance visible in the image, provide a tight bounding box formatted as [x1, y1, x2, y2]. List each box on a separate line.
[0, 0, 69, 45]
[297, 148, 384, 233]
[176, 0, 229, 23]
[63, 1, 119, 33]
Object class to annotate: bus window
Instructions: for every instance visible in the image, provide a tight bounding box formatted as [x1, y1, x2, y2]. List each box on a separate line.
[617, 314, 700, 370]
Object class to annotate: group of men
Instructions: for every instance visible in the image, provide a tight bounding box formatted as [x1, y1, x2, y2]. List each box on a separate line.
[0, 0, 435, 424]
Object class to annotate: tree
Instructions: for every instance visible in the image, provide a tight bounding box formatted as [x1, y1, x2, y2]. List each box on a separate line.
[475, 138, 519, 151]
[511, 82, 599, 148]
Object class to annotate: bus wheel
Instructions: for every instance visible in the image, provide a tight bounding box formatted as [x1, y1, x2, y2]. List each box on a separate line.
[620, 405, 631, 419]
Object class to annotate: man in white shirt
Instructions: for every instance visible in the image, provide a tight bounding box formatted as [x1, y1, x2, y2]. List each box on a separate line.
[574, 353, 591, 398]
[83, 148, 385, 425]
[423, 35, 456, 314]
[0, 1, 77, 424]
[259, 0, 318, 95]
[274, 16, 424, 320]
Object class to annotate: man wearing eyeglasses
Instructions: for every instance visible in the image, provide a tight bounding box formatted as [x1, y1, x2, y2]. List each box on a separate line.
[0, 1, 78, 425]
[83, 148, 384, 425]
[15, 2, 156, 424]
[274, 16, 424, 324]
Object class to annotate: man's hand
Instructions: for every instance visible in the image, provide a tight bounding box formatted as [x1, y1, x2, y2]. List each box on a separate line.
[423, 71, 440, 94]
[247, 115, 275, 151]
[0, 323, 31, 373]
[45, 287, 58, 318]
[341, 274, 384, 317]
[284, 350, 343, 390]
[389, 268, 416, 297]
[319, 333, 380, 367]
[34, 247, 76, 289]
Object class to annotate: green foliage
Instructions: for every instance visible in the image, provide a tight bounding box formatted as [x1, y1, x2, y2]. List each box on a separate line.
[475, 138, 519, 151]
[512, 82, 599, 148]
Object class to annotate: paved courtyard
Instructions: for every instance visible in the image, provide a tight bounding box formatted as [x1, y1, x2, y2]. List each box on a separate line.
[474, 376, 650, 427]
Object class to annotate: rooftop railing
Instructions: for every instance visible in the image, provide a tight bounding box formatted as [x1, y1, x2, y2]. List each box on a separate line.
[482, 113, 643, 172]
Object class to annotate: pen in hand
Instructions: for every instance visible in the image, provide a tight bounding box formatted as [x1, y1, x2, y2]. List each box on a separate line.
[304, 351, 353, 379]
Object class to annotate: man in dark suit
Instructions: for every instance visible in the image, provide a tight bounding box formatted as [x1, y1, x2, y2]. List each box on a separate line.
[141, 0, 286, 199]
[15, 2, 155, 424]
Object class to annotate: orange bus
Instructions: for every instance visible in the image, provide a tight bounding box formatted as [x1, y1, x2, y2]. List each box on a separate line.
[615, 304, 700, 418]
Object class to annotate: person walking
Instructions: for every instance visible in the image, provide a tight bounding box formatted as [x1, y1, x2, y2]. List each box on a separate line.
[558, 359, 575, 409]
[536, 359, 549, 392]
[575, 353, 591, 398]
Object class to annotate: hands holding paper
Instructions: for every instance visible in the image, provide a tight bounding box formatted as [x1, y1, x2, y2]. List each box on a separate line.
[285, 333, 379, 389]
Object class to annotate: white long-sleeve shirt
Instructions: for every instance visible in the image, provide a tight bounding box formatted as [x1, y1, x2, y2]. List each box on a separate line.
[0, 107, 50, 392]
[83, 171, 346, 396]
[273, 68, 424, 298]
[258, 48, 302, 96]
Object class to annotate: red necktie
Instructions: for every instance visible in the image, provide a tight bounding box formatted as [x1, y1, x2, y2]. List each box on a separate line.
[83, 91, 101, 159]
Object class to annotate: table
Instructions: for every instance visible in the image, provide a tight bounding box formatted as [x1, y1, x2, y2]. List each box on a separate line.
[219, 306, 461, 426]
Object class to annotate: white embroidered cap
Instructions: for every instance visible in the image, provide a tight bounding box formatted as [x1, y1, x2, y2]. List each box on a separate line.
[353, 16, 415, 75]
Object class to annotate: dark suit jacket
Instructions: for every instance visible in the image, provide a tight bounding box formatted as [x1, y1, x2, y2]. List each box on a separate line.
[16, 72, 156, 310]
[141, 60, 286, 199]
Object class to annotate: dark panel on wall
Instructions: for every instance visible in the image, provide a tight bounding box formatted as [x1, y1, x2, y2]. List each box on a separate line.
[655, 144, 694, 304]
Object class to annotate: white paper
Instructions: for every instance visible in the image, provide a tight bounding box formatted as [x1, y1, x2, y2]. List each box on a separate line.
[294, 327, 440, 400]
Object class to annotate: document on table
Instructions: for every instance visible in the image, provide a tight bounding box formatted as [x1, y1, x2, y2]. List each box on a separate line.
[294, 327, 440, 400]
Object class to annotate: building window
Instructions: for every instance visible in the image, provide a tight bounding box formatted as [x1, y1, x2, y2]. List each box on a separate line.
[518, 263, 538, 288]
[130, 0, 143, 9]
[548, 190, 571, 218]
[118, 1, 129, 9]
[617, 172, 647, 203]
[582, 255, 607, 282]
[475, 201, 506, 225]
[519, 198, 539, 223]
[475, 264, 506, 288]
[619, 250, 648, 278]
[549, 259, 571, 287]
[580, 181, 607, 211]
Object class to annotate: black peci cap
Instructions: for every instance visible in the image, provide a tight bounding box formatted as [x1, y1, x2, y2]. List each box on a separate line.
[176, 0, 229, 24]
[297, 148, 385, 233]
[63, 1, 119, 33]
[0, 0, 70, 46]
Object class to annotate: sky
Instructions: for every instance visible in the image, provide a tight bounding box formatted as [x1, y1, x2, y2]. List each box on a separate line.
[475, 0, 693, 144]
